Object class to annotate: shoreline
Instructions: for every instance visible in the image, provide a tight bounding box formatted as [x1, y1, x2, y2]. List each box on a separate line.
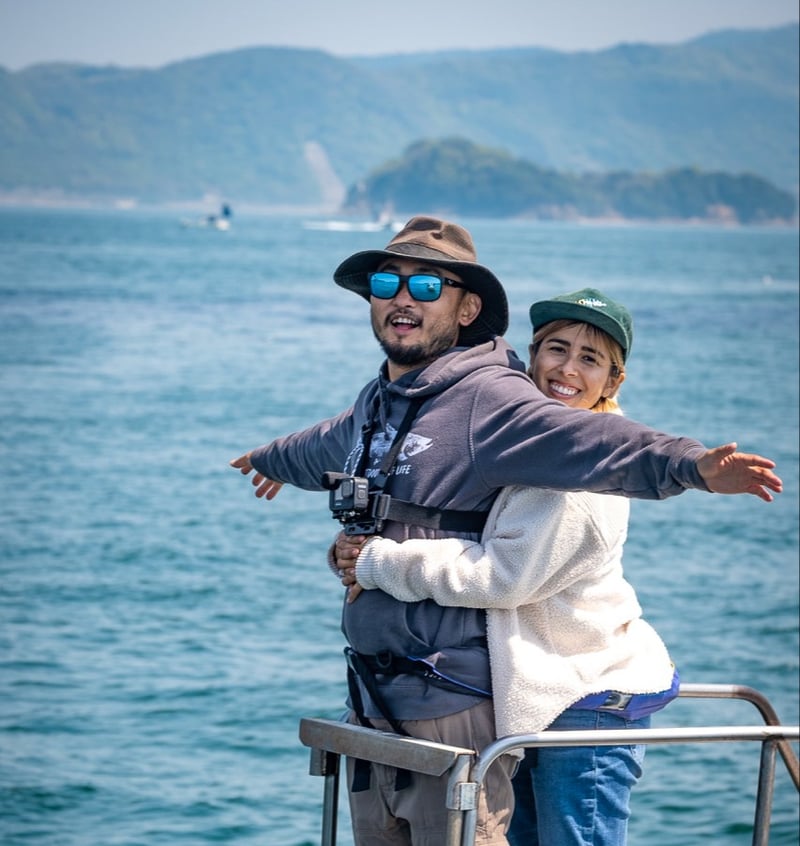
[0, 194, 796, 229]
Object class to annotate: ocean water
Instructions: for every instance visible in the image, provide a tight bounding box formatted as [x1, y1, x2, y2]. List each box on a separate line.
[0, 207, 797, 846]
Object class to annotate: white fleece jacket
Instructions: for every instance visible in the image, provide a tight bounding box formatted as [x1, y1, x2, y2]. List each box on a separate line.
[354, 486, 674, 738]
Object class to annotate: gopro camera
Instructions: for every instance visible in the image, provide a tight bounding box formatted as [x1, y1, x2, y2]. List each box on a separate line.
[321, 472, 389, 535]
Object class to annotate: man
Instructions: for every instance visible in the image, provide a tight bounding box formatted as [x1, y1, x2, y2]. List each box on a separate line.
[230, 216, 780, 846]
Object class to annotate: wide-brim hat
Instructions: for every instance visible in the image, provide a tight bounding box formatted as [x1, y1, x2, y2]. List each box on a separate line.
[528, 287, 633, 361]
[333, 216, 508, 344]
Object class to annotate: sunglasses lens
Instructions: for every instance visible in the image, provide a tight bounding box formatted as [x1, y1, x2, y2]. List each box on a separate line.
[369, 272, 401, 299]
[407, 275, 442, 302]
[368, 272, 445, 301]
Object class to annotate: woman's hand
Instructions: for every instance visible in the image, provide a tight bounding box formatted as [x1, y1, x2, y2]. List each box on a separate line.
[334, 532, 369, 602]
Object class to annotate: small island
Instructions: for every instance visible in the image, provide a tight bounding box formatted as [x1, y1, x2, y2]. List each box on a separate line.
[342, 138, 797, 225]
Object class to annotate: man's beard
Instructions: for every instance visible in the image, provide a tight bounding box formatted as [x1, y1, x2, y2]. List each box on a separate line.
[373, 322, 459, 370]
[376, 337, 454, 368]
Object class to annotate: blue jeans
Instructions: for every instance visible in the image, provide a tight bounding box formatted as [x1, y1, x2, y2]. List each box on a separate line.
[507, 709, 649, 846]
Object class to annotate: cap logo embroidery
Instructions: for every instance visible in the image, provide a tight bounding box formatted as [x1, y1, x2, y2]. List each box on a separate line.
[576, 297, 607, 308]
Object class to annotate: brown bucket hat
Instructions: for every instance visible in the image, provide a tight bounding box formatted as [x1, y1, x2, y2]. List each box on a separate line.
[333, 216, 509, 344]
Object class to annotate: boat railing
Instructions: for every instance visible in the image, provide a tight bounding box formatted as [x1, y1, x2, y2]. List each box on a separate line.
[298, 682, 799, 846]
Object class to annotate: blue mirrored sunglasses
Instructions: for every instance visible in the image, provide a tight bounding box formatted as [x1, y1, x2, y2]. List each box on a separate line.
[368, 272, 467, 302]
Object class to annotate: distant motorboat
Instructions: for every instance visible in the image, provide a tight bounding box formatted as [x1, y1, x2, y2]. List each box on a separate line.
[304, 211, 402, 233]
[181, 203, 233, 231]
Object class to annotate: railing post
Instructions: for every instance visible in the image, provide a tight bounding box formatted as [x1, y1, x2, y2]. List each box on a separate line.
[751, 739, 777, 846]
[308, 746, 340, 846]
[443, 753, 474, 846]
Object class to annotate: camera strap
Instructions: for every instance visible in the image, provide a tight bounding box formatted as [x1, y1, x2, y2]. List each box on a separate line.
[345, 647, 413, 792]
[353, 395, 381, 478]
[381, 499, 488, 533]
[369, 397, 424, 491]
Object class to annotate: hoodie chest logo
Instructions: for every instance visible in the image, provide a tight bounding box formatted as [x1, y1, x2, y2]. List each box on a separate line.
[372, 423, 433, 463]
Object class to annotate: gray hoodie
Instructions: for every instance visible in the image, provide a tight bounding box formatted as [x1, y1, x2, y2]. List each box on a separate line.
[249, 338, 706, 719]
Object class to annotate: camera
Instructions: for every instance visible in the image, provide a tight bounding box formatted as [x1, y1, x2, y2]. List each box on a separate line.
[321, 472, 389, 535]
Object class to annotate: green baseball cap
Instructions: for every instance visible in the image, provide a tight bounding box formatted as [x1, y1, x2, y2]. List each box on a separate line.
[528, 287, 633, 361]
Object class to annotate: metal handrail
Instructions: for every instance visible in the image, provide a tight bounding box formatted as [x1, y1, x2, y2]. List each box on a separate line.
[461, 725, 798, 846]
[299, 683, 799, 846]
[677, 683, 799, 789]
[299, 717, 476, 846]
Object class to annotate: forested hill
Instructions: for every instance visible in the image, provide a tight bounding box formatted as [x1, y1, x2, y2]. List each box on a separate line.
[0, 24, 797, 211]
[345, 138, 796, 223]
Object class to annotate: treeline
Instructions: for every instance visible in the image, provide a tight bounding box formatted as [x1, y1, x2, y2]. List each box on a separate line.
[344, 139, 796, 224]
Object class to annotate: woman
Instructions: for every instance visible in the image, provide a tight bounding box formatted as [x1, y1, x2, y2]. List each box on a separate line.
[334, 287, 678, 846]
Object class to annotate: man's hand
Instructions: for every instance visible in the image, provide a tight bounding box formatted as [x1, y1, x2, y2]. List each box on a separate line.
[229, 453, 284, 500]
[697, 443, 782, 502]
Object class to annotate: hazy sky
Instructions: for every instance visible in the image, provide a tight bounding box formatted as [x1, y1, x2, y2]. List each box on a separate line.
[1, 0, 797, 70]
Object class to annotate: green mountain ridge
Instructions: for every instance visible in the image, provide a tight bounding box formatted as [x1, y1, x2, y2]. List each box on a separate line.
[0, 25, 797, 210]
